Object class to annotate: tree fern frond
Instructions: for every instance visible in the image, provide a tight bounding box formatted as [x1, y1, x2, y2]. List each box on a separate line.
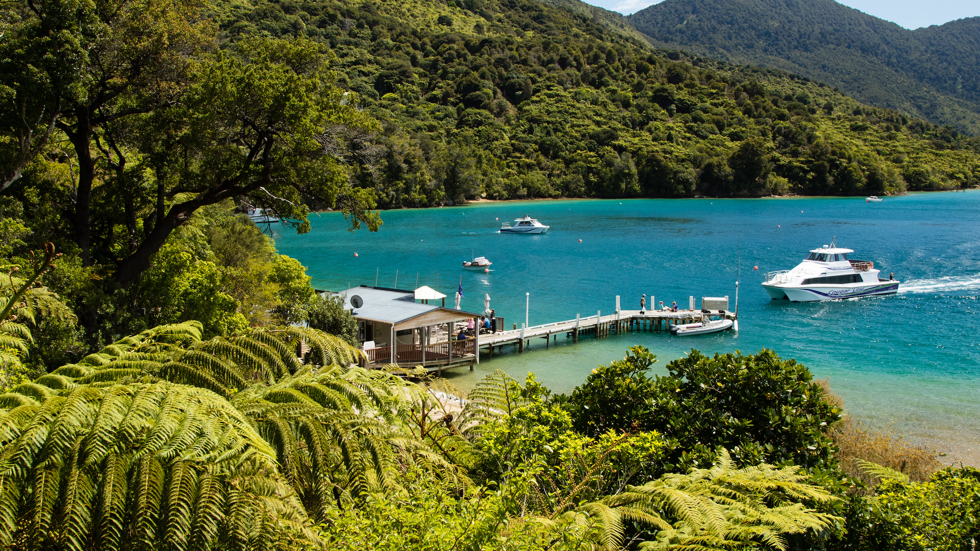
[607, 449, 841, 550]
[577, 501, 627, 549]
[93, 452, 128, 550]
[163, 459, 197, 550]
[854, 458, 911, 484]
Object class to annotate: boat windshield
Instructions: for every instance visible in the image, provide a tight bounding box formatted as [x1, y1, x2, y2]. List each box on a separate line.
[807, 252, 849, 262]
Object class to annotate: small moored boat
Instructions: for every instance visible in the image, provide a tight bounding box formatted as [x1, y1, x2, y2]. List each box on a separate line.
[462, 256, 492, 269]
[247, 208, 279, 224]
[670, 318, 734, 336]
[500, 215, 549, 234]
[761, 241, 899, 302]
[866, 196, 883, 202]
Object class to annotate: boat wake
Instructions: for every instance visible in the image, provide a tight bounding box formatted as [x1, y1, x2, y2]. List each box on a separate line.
[899, 275, 980, 294]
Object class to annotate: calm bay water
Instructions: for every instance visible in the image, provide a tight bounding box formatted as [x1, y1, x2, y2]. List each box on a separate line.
[275, 192, 980, 463]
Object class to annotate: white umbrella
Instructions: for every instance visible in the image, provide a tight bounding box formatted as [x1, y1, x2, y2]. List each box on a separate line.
[454, 291, 461, 310]
[484, 293, 491, 314]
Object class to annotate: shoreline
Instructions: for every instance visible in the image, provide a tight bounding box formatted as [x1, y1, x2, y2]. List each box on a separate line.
[310, 188, 979, 214]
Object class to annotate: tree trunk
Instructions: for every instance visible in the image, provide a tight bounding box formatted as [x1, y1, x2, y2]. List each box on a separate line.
[67, 107, 96, 267]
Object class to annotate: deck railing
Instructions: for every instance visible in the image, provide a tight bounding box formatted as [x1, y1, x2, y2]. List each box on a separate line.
[364, 339, 475, 365]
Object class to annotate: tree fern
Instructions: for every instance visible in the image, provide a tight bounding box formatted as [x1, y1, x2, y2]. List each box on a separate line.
[1, 322, 467, 540]
[600, 449, 841, 551]
[456, 369, 529, 439]
[854, 458, 911, 485]
[0, 382, 316, 550]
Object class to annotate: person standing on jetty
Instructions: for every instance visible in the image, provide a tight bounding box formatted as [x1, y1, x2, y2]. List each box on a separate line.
[489, 309, 496, 333]
[640, 294, 646, 314]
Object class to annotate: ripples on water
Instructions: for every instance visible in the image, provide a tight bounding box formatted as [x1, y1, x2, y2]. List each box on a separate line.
[275, 192, 980, 463]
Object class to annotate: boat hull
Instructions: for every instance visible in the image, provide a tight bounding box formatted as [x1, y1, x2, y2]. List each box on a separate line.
[762, 284, 789, 300]
[670, 319, 734, 336]
[769, 282, 899, 302]
[500, 227, 548, 234]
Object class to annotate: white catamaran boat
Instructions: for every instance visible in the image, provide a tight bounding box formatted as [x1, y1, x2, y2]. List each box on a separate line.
[762, 242, 899, 302]
[500, 215, 549, 234]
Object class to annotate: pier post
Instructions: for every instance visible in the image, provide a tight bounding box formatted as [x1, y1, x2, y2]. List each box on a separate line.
[689, 296, 695, 311]
[474, 323, 479, 369]
[573, 314, 580, 342]
[597, 311, 601, 338]
[519, 324, 525, 353]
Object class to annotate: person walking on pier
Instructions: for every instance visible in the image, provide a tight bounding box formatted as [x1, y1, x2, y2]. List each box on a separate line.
[640, 294, 646, 314]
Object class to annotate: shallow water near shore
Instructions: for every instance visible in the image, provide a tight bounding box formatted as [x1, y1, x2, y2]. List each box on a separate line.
[274, 192, 980, 465]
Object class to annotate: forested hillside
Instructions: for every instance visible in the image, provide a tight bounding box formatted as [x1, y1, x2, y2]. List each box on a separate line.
[627, 0, 980, 135]
[209, 0, 979, 207]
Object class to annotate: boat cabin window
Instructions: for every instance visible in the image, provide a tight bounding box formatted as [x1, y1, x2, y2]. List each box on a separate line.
[801, 274, 863, 285]
[518, 221, 531, 226]
[807, 252, 849, 262]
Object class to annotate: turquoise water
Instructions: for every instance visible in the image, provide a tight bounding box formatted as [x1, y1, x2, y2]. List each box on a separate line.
[275, 193, 980, 462]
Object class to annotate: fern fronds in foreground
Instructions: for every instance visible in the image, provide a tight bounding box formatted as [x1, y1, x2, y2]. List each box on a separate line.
[598, 449, 840, 550]
[0, 382, 316, 551]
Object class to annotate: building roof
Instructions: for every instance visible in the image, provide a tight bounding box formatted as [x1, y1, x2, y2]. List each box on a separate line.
[333, 286, 478, 328]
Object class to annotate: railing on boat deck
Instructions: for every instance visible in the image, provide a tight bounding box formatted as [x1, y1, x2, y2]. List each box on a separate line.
[364, 338, 475, 365]
[764, 270, 791, 284]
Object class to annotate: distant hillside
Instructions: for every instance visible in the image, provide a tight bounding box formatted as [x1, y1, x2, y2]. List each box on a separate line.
[534, 0, 652, 44]
[627, 0, 980, 135]
[209, 0, 978, 207]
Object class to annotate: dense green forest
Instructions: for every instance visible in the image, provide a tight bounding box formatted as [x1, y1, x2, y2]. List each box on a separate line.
[627, 0, 980, 135]
[3, 0, 980, 548]
[204, 0, 980, 208]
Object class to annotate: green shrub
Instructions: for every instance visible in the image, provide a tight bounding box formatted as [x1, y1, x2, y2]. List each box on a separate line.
[859, 467, 980, 550]
[648, 349, 842, 472]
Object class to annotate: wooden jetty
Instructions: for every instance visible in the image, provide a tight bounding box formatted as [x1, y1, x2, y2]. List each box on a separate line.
[478, 303, 736, 359]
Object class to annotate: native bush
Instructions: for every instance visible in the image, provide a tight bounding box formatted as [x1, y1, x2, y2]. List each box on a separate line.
[647, 349, 842, 472]
[562, 345, 659, 438]
[855, 466, 980, 550]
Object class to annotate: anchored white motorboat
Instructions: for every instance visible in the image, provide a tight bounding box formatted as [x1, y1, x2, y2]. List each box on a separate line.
[670, 318, 734, 336]
[866, 196, 883, 203]
[761, 241, 899, 302]
[462, 256, 492, 269]
[500, 215, 549, 234]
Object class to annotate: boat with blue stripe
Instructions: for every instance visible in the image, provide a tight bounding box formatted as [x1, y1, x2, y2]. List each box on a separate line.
[762, 241, 899, 302]
[500, 215, 549, 234]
